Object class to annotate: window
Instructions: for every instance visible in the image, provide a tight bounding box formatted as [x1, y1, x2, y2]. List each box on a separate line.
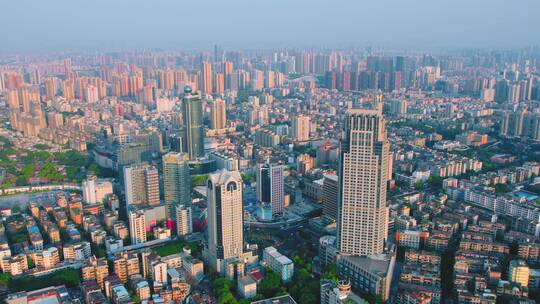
[227, 181, 237, 192]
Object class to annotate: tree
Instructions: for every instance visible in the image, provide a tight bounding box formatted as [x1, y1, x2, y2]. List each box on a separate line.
[258, 268, 283, 298]
[10, 205, 21, 214]
[322, 263, 338, 283]
[191, 174, 209, 189]
[39, 160, 63, 180]
[413, 181, 425, 190]
[427, 176, 444, 190]
[494, 183, 510, 193]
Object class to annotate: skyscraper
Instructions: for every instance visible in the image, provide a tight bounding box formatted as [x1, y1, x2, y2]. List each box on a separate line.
[123, 163, 160, 210]
[256, 163, 285, 216]
[337, 104, 389, 256]
[200, 62, 213, 95]
[210, 99, 227, 130]
[291, 115, 310, 141]
[182, 86, 204, 160]
[162, 152, 191, 219]
[206, 170, 245, 273]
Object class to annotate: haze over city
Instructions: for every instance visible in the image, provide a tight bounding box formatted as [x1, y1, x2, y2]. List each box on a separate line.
[1, 0, 539, 51]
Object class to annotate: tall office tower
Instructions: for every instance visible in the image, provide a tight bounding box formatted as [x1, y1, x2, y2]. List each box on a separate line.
[200, 62, 213, 95]
[337, 105, 389, 256]
[206, 170, 245, 272]
[291, 115, 310, 141]
[123, 163, 160, 210]
[162, 152, 191, 219]
[176, 205, 193, 237]
[256, 163, 285, 216]
[182, 86, 204, 160]
[128, 209, 147, 244]
[210, 99, 227, 130]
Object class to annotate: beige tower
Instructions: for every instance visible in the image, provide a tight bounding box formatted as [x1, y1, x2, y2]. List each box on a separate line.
[128, 209, 147, 245]
[210, 99, 227, 130]
[291, 114, 310, 141]
[123, 163, 160, 210]
[200, 62, 213, 95]
[337, 104, 389, 256]
[206, 170, 244, 273]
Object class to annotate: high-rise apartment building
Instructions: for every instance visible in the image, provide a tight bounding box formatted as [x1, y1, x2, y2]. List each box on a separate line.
[256, 163, 285, 216]
[500, 109, 540, 140]
[210, 99, 227, 130]
[200, 62, 213, 95]
[128, 209, 147, 245]
[206, 170, 245, 273]
[337, 105, 389, 256]
[123, 163, 160, 210]
[114, 252, 140, 283]
[182, 86, 204, 160]
[176, 205, 193, 238]
[291, 115, 310, 141]
[162, 152, 191, 219]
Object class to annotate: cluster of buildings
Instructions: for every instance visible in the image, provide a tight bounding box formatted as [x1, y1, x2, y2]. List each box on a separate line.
[0, 45, 540, 304]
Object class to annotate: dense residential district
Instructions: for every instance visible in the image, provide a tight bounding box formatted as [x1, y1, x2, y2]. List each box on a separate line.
[0, 48, 539, 304]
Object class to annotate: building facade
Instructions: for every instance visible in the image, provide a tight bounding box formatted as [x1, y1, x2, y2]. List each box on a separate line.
[337, 105, 389, 256]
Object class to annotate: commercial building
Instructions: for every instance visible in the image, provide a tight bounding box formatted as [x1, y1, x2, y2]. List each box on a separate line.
[322, 174, 339, 220]
[337, 254, 395, 302]
[256, 163, 285, 216]
[182, 86, 204, 160]
[337, 105, 389, 256]
[205, 170, 251, 275]
[162, 152, 191, 219]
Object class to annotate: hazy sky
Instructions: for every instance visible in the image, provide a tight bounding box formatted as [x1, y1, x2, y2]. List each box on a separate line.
[1, 0, 538, 52]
